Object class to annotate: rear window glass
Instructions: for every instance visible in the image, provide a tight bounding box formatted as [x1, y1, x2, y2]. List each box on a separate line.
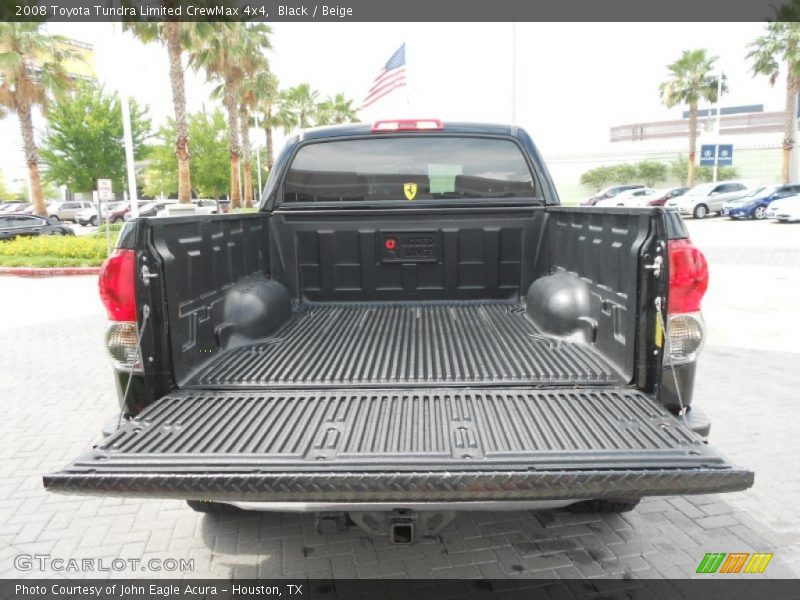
[282, 137, 537, 204]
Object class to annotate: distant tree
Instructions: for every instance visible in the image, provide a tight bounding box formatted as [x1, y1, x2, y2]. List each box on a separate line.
[237, 43, 273, 208]
[660, 49, 726, 187]
[39, 83, 151, 194]
[636, 161, 668, 186]
[125, 22, 213, 203]
[669, 155, 737, 184]
[579, 166, 615, 191]
[317, 93, 359, 125]
[747, 22, 800, 183]
[143, 143, 178, 199]
[670, 155, 691, 183]
[0, 170, 10, 200]
[144, 109, 230, 200]
[611, 164, 639, 184]
[0, 23, 76, 215]
[282, 83, 319, 128]
[189, 110, 231, 199]
[191, 22, 271, 208]
[251, 71, 280, 170]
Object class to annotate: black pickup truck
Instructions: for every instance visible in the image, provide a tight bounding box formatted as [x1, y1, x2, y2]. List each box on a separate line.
[45, 120, 752, 543]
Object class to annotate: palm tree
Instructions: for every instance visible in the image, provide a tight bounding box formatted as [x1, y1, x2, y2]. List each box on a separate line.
[317, 93, 359, 125]
[659, 49, 725, 187]
[248, 70, 280, 171]
[284, 83, 319, 129]
[124, 21, 209, 204]
[275, 89, 300, 133]
[0, 23, 75, 216]
[190, 23, 270, 208]
[237, 33, 271, 208]
[747, 23, 800, 184]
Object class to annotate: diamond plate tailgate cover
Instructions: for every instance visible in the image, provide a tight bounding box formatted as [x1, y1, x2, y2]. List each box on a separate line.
[44, 388, 753, 502]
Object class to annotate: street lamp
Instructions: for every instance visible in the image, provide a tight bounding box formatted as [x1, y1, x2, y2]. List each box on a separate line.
[712, 69, 723, 183]
[110, 0, 138, 218]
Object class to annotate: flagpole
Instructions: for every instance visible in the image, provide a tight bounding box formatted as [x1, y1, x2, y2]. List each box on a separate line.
[405, 42, 410, 106]
[511, 22, 517, 125]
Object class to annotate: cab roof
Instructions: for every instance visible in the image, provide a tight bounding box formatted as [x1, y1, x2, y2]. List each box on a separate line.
[297, 121, 524, 141]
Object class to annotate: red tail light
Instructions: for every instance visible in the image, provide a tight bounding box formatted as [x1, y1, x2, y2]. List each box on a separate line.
[667, 239, 708, 314]
[98, 249, 137, 322]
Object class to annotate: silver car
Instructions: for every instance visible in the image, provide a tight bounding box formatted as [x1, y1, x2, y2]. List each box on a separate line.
[665, 181, 750, 219]
[49, 201, 94, 222]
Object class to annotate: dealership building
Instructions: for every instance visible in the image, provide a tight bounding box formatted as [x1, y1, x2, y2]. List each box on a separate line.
[546, 104, 789, 203]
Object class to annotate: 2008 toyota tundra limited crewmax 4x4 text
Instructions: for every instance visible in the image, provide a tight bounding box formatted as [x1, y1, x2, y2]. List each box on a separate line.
[45, 120, 753, 543]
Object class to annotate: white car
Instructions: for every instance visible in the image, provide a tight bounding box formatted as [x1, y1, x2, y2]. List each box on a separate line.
[766, 194, 800, 222]
[75, 206, 99, 227]
[665, 181, 750, 218]
[595, 188, 660, 207]
[155, 201, 218, 217]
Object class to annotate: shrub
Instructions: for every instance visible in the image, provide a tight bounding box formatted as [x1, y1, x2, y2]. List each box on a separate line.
[0, 234, 108, 266]
[95, 221, 124, 237]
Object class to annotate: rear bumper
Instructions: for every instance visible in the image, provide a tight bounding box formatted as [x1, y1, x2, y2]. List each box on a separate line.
[44, 467, 753, 503]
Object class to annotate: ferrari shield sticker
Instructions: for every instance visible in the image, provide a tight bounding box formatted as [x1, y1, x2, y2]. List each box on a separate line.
[404, 183, 418, 200]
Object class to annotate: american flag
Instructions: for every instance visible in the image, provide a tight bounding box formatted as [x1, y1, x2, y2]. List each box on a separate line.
[362, 44, 407, 109]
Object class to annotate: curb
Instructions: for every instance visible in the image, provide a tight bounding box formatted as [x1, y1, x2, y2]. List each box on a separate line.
[0, 266, 101, 277]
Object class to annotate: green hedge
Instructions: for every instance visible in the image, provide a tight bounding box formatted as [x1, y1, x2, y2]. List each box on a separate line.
[0, 234, 108, 267]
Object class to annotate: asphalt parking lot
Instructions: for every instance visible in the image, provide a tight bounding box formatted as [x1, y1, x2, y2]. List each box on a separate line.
[0, 217, 798, 580]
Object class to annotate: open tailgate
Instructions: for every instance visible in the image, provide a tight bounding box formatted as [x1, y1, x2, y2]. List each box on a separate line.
[44, 388, 753, 502]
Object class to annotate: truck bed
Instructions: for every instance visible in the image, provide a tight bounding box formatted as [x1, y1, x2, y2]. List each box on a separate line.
[188, 302, 623, 389]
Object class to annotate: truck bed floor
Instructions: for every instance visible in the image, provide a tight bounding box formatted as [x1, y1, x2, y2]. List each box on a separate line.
[189, 302, 623, 388]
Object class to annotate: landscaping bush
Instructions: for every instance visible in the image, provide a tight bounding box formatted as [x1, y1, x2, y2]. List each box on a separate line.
[0, 234, 108, 267]
[95, 221, 124, 237]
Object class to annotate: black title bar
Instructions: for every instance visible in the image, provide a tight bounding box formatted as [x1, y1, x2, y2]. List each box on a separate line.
[4, 579, 800, 600]
[3, 0, 800, 22]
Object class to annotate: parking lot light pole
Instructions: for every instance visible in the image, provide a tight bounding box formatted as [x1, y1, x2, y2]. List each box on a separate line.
[121, 95, 139, 218]
[110, 0, 138, 219]
[712, 69, 723, 183]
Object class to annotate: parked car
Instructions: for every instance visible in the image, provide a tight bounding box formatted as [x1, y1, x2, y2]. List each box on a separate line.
[595, 187, 660, 207]
[0, 203, 24, 213]
[579, 184, 644, 206]
[0, 213, 74, 240]
[106, 202, 133, 223]
[721, 184, 800, 220]
[155, 200, 218, 217]
[766, 194, 800, 222]
[645, 187, 690, 207]
[74, 202, 127, 226]
[666, 181, 750, 218]
[124, 200, 177, 220]
[50, 200, 94, 222]
[75, 206, 99, 226]
[45, 120, 753, 544]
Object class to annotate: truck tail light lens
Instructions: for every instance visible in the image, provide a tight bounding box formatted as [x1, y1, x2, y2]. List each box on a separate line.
[99, 249, 136, 322]
[665, 239, 709, 365]
[105, 321, 143, 372]
[666, 312, 706, 365]
[371, 119, 443, 132]
[99, 249, 142, 372]
[667, 239, 708, 314]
